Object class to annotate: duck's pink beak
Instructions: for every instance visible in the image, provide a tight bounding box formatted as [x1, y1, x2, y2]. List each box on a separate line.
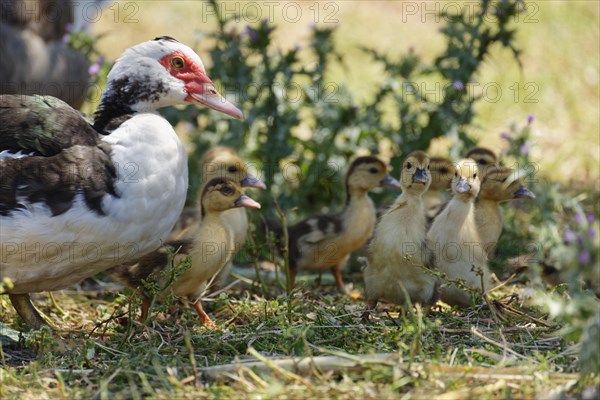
[187, 83, 244, 120]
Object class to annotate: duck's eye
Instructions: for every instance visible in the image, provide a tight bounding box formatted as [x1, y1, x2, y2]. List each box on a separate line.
[427, 164, 430, 170]
[454, 172, 458, 177]
[473, 173, 477, 179]
[221, 185, 234, 195]
[170, 56, 185, 70]
[227, 165, 238, 173]
[406, 162, 413, 170]
[369, 167, 379, 174]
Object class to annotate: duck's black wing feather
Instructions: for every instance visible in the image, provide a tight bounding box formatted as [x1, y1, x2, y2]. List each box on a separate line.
[0, 95, 99, 156]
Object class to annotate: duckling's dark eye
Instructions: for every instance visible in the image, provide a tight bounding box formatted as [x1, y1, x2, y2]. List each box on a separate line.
[406, 162, 413, 170]
[473, 173, 477, 179]
[221, 185, 234, 195]
[478, 159, 488, 165]
[455, 172, 459, 177]
[227, 165, 238, 173]
[427, 164, 430, 170]
[369, 167, 378, 174]
[170, 56, 185, 70]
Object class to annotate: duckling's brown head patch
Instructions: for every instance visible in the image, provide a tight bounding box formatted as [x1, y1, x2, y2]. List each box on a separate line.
[429, 156, 456, 191]
[200, 177, 241, 216]
[199, 147, 265, 190]
[345, 156, 397, 201]
[464, 147, 498, 177]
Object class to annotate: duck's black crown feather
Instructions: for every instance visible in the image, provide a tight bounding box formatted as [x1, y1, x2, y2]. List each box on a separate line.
[154, 36, 179, 43]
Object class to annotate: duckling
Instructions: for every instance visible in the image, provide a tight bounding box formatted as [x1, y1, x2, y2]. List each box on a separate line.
[427, 158, 489, 307]
[284, 156, 400, 291]
[475, 166, 536, 257]
[199, 146, 266, 289]
[424, 156, 456, 219]
[171, 146, 266, 289]
[464, 146, 498, 178]
[363, 151, 438, 314]
[108, 177, 261, 325]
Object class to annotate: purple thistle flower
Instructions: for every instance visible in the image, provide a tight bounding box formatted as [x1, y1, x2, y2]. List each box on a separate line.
[500, 131, 510, 140]
[62, 33, 70, 43]
[575, 213, 584, 225]
[520, 144, 530, 155]
[527, 114, 534, 124]
[250, 30, 258, 41]
[563, 229, 576, 243]
[97, 55, 106, 65]
[588, 228, 596, 239]
[452, 80, 464, 91]
[587, 212, 595, 223]
[88, 63, 100, 76]
[242, 25, 252, 36]
[578, 250, 591, 265]
[65, 22, 73, 33]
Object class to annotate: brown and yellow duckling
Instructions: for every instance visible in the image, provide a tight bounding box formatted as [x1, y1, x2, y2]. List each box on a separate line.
[282, 156, 400, 291]
[172, 146, 265, 239]
[475, 166, 536, 257]
[465, 146, 498, 178]
[108, 177, 261, 326]
[427, 158, 489, 307]
[363, 151, 438, 316]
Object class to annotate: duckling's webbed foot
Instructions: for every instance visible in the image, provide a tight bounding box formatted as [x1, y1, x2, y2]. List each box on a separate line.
[192, 301, 216, 329]
[8, 293, 48, 330]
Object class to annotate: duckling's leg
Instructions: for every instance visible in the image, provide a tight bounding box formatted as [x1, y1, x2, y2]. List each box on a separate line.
[331, 267, 345, 292]
[192, 301, 216, 328]
[139, 298, 151, 323]
[8, 293, 48, 330]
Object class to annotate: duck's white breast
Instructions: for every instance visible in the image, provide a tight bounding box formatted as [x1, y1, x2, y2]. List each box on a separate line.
[0, 113, 188, 293]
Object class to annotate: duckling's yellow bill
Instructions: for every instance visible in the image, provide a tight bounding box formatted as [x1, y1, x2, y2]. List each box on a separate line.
[412, 168, 429, 184]
[241, 173, 267, 190]
[379, 175, 402, 189]
[455, 178, 471, 193]
[513, 185, 536, 199]
[235, 194, 261, 209]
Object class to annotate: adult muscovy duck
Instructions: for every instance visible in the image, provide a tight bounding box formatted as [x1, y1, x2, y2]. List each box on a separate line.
[0, 36, 243, 329]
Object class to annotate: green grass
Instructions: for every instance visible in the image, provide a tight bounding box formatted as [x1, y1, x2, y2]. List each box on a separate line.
[0, 272, 596, 399]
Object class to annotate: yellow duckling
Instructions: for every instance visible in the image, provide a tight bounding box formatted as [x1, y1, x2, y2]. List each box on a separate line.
[424, 156, 456, 220]
[363, 151, 438, 315]
[108, 177, 261, 325]
[427, 158, 489, 307]
[284, 156, 400, 291]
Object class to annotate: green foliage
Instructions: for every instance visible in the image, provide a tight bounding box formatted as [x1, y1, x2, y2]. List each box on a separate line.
[162, 0, 524, 217]
[493, 116, 599, 376]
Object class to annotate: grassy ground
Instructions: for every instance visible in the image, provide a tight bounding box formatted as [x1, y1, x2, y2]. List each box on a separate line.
[0, 269, 596, 399]
[1, 1, 598, 398]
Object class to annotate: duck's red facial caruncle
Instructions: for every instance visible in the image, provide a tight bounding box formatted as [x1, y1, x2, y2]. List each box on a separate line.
[159, 51, 243, 120]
